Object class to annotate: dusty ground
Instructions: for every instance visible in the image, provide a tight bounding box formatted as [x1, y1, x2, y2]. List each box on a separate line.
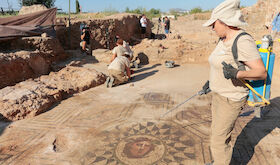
[0, 62, 279, 164]
[1, 10, 280, 165]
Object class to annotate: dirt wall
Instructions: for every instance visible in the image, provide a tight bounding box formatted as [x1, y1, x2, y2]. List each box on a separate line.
[0, 66, 106, 121]
[0, 37, 67, 89]
[56, 13, 152, 50]
[245, 0, 280, 26]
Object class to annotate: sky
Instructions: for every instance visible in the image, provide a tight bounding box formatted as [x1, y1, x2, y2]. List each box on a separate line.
[1, 0, 257, 13]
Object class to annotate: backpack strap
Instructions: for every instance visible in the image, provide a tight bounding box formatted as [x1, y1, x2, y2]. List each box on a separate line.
[232, 32, 260, 102]
[232, 32, 250, 71]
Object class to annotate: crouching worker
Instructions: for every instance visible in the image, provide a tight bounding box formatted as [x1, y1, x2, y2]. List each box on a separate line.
[106, 53, 131, 88]
[110, 38, 127, 62]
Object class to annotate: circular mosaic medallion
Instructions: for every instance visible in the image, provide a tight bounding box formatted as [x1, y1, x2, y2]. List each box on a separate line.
[115, 135, 165, 165]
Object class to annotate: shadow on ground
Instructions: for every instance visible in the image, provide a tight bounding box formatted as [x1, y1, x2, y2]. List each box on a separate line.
[52, 51, 99, 72]
[131, 70, 159, 83]
[0, 114, 12, 136]
[137, 52, 149, 65]
[231, 97, 280, 164]
[134, 64, 161, 74]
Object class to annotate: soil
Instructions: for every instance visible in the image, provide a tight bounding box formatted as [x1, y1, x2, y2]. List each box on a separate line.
[0, 2, 280, 163]
[0, 37, 67, 89]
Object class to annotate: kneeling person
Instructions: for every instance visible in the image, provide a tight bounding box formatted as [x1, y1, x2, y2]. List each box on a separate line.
[106, 54, 131, 88]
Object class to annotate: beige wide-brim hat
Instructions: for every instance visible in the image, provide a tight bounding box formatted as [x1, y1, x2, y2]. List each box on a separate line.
[203, 0, 247, 27]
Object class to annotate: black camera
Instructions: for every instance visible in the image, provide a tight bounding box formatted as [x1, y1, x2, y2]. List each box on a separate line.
[82, 26, 89, 31]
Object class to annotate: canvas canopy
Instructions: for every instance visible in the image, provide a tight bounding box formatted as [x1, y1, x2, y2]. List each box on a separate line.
[0, 8, 57, 40]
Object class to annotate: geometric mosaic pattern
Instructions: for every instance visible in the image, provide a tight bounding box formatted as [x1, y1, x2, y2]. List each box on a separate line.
[90, 121, 200, 165]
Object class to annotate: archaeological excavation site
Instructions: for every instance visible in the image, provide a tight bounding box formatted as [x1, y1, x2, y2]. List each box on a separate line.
[0, 0, 280, 164]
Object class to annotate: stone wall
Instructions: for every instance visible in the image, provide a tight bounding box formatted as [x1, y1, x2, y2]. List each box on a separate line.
[0, 37, 67, 89]
[56, 13, 152, 50]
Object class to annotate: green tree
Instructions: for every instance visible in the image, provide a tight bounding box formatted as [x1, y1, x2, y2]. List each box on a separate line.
[124, 7, 161, 19]
[189, 7, 202, 14]
[75, 0, 80, 14]
[125, 7, 130, 13]
[19, 0, 56, 8]
[149, 8, 160, 15]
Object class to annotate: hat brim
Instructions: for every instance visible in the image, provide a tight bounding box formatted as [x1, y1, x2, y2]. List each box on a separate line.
[203, 18, 217, 27]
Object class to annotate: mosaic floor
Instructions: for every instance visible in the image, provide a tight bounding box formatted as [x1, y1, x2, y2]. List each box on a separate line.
[0, 64, 280, 165]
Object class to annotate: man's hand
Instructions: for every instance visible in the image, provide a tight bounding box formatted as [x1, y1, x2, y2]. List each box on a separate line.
[222, 61, 239, 79]
[199, 80, 211, 95]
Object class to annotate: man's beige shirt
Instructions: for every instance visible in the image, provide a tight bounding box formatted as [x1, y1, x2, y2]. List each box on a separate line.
[112, 45, 127, 57]
[209, 30, 261, 101]
[108, 56, 130, 72]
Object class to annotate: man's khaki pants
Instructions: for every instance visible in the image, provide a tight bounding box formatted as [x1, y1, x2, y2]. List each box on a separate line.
[80, 41, 91, 52]
[210, 93, 246, 165]
[108, 69, 128, 86]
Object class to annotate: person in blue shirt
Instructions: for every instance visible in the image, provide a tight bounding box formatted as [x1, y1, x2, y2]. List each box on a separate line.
[271, 11, 280, 40]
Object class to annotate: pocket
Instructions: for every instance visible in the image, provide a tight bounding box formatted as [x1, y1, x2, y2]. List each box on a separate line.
[226, 97, 246, 111]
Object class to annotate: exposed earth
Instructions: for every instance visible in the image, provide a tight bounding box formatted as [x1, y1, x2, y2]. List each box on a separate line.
[0, 2, 280, 165]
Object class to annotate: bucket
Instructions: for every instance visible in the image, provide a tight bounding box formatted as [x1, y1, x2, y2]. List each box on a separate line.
[165, 61, 175, 68]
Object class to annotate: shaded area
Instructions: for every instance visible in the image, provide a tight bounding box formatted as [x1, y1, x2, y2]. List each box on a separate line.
[0, 114, 12, 136]
[134, 64, 161, 74]
[154, 34, 167, 40]
[131, 70, 159, 83]
[231, 97, 280, 164]
[52, 51, 99, 72]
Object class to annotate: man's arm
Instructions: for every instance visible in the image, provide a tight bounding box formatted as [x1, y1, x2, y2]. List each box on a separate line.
[81, 29, 85, 40]
[236, 59, 267, 80]
[125, 66, 131, 79]
[110, 54, 117, 63]
[144, 19, 147, 25]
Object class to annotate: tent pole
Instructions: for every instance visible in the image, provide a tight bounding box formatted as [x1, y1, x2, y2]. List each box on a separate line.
[68, 0, 71, 49]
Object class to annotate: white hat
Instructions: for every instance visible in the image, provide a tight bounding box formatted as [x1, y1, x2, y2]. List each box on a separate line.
[203, 0, 247, 27]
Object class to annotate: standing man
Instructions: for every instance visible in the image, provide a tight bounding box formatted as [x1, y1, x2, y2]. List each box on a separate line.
[157, 17, 162, 34]
[80, 25, 93, 55]
[140, 15, 148, 39]
[164, 16, 170, 38]
[271, 11, 280, 41]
